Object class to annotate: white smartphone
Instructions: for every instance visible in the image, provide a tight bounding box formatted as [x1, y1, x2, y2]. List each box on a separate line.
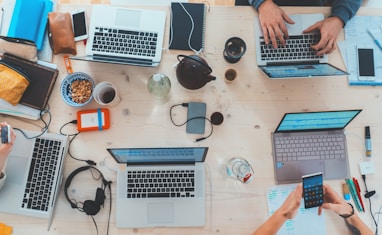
[71, 9, 88, 41]
[356, 46, 375, 81]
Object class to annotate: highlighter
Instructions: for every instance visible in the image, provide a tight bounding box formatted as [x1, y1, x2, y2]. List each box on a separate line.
[342, 183, 351, 201]
[365, 126, 372, 157]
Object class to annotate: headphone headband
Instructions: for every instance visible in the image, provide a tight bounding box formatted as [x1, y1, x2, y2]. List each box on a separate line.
[64, 166, 111, 214]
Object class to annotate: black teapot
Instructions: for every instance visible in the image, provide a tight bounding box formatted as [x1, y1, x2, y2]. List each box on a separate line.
[176, 55, 216, 90]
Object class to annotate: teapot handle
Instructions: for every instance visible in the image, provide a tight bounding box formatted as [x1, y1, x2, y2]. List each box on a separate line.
[177, 54, 213, 74]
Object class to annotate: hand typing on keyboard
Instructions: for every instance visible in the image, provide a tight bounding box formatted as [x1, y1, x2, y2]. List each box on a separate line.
[253, 0, 361, 56]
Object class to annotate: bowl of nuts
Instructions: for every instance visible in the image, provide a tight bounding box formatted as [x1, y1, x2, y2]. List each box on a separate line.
[60, 72, 95, 107]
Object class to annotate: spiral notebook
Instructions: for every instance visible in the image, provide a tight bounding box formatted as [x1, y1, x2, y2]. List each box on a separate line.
[169, 2, 206, 51]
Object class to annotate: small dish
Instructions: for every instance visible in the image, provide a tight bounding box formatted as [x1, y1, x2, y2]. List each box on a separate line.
[60, 72, 95, 107]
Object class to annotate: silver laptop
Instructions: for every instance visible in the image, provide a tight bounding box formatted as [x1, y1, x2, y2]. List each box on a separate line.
[107, 147, 208, 228]
[271, 110, 361, 184]
[0, 130, 69, 228]
[71, 5, 166, 67]
[254, 14, 348, 79]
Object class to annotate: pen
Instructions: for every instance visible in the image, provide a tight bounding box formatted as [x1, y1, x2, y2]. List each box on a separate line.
[345, 178, 362, 212]
[365, 126, 372, 157]
[353, 177, 365, 212]
[368, 29, 382, 51]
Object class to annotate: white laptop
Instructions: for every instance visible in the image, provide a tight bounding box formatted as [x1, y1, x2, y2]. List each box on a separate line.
[107, 147, 208, 228]
[71, 5, 166, 67]
[0, 130, 69, 229]
[254, 14, 348, 79]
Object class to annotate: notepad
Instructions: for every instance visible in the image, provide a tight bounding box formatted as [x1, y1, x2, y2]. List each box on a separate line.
[267, 184, 326, 235]
[7, 0, 53, 50]
[169, 2, 206, 51]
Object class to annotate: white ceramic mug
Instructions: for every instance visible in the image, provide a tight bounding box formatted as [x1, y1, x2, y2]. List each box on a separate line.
[93, 82, 120, 106]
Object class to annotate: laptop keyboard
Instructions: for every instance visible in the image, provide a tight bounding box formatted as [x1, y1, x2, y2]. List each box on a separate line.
[274, 134, 346, 161]
[22, 138, 62, 211]
[92, 27, 158, 57]
[127, 169, 195, 198]
[260, 34, 324, 62]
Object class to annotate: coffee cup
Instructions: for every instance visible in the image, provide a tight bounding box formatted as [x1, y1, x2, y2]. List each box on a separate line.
[224, 69, 237, 83]
[93, 82, 120, 106]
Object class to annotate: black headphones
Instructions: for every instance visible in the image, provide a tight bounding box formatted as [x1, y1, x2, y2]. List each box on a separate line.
[64, 166, 112, 216]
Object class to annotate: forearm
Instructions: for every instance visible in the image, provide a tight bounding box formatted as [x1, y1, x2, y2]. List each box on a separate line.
[345, 214, 374, 235]
[331, 0, 362, 26]
[252, 210, 288, 235]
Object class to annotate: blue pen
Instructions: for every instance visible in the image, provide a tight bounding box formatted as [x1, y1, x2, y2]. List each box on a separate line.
[368, 26, 382, 51]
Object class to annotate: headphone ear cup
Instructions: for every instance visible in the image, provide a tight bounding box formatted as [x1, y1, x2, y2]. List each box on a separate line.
[95, 188, 105, 206]
[83, 200, 100, 216]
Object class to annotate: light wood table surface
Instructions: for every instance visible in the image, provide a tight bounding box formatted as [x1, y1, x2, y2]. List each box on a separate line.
[1, 4, 382, 235]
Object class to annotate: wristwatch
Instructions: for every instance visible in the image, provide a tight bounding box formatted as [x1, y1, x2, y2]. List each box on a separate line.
[339, 203, 355, 218]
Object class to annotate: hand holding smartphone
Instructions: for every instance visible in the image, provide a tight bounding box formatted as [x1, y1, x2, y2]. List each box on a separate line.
[1, 125, 11, 144]
[302, 172, 323, 209]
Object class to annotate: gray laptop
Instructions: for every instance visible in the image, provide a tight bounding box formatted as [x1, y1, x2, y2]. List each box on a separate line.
[107, 147, 208, 228]
[254, 14, 348, 79]
[271, 110, 361, 184]
[71, 5, 166, 67]
[0, 130, 69, 228]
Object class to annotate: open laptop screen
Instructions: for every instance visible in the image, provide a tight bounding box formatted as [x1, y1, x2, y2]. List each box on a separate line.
[275, 110, 362, 132]
[260, 63, 348, 79]
[107, 147, 208, 164]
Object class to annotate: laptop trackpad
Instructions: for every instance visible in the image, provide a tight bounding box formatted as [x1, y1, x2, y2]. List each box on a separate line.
[116, 9, 141, 28]
[300, 160, 324, 176]
[148, 202, 174, 224]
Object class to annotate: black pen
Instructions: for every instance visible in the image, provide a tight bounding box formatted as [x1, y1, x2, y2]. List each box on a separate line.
[365, 126, 372, 157]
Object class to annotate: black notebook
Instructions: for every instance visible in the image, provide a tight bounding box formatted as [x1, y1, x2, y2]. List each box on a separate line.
[2, 53, 58, 110]
[169, 2, 206, 51]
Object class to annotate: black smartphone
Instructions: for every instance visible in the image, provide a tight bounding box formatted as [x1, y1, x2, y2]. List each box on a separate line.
[357, 47, 375, 81]
[1, 125, 11, 144]
[186, 102, 206, 134]
[302, 172, 323, 209]
[71, 9, 88, 41]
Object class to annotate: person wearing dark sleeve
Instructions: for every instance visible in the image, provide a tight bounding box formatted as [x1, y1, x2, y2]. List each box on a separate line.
[248, 0, 362, 55]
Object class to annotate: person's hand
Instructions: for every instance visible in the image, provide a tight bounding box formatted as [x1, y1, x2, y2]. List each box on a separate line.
[277, 184, 302, 219]
[258, 0, 295, 48]
[303, 16, 344, 56]
[318, 183, 353, 216]
[0, 122, 16, 157]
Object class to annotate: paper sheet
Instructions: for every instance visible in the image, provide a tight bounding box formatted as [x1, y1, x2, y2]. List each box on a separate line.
[342, 16, 382, 85]
[267, 184, 326, 235]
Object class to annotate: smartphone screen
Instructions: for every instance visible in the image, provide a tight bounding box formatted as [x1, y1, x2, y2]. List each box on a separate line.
[302, 172, 323, 209]
[72, 11, 88, 41]
[357, 48, 375, 78]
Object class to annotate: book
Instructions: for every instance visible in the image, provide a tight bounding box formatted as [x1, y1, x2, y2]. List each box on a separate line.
[2, 53, 58, 111]
[169, 2, 206, 51]
[7, 0, 53, 50]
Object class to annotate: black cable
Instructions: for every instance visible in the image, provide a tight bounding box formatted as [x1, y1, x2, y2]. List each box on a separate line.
[59, 120, 96, 165]
[169, 103, 214, 142]
[362, 174, 378, 235]
[13, 107, 52, 139]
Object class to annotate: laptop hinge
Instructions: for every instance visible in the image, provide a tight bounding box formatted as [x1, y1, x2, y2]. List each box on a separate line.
[266, 60, 320, 66]
[93, 54, 159, 67]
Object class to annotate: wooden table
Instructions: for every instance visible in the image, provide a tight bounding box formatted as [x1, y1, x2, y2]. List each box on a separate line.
[1, 4, 382, 235]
